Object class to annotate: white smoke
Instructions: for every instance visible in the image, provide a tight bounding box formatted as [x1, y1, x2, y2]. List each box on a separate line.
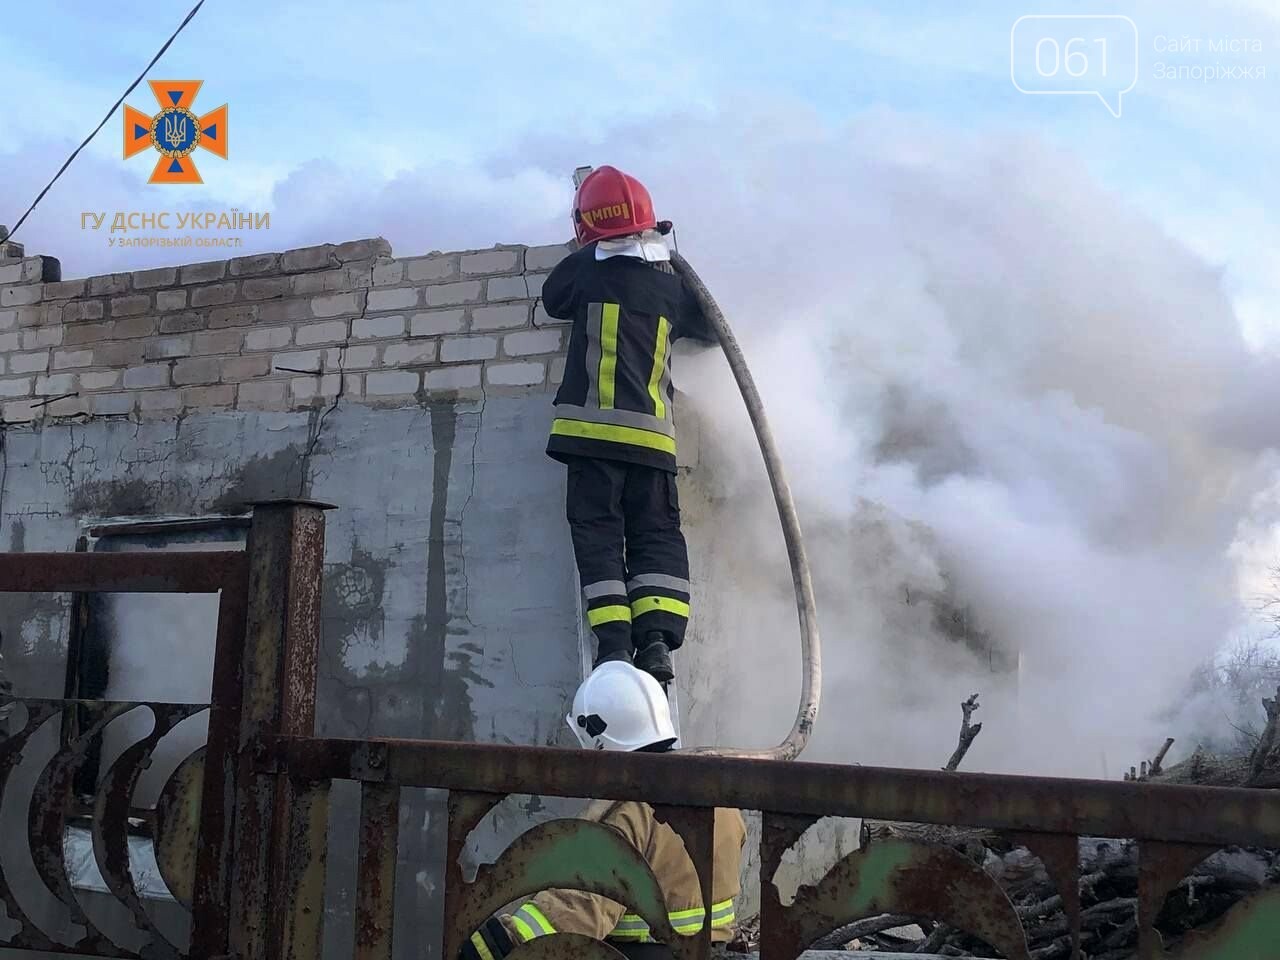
[605, 109, 1280, 776]
[8, 105, 1279, 777]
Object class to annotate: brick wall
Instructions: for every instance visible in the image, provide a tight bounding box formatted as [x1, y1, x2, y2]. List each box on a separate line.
[0, 236, 573, 424]
[0, 232, 596, 960]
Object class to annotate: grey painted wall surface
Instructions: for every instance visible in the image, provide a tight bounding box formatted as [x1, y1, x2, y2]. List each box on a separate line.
[0, 232, 722, 958]
[0, 393, 590, 958]
[0, 231, 855, 958]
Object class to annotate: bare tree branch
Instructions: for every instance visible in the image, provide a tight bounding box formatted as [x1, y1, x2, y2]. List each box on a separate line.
[1017, 894, 1064, 919]
[944, 694, 983, 772]
[914, 922, 953, 953]
[810, 913, 916, 950]
[1227, 716, 1260, 749]
[1150, 737, 1174, 776]
[1246, 684, 1280, 786]
[1126, 737, 1176, 781]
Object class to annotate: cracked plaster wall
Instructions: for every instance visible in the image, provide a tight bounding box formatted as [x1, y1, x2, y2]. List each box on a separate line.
[0, 399, 590, 959]
[0, 396, 586, 957]
[0, 236, 602, 959]
[0, 392, 593, 958]
[0, 233, 793, 958]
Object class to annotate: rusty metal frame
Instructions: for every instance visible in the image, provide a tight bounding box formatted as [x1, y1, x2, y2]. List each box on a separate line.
[225, 499, 329, 960]
[54, 519, 250, 806]
[0, 499, 330, 960]
[262, 735, 1280, 847]
[0, 545, 250, 959]
[61, 534, 98, 804]
[256, 734, 1280, 960]
[0, 550, 249, 594]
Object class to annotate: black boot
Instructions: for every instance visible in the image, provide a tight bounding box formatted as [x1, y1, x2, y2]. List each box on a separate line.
[593, 647, 632, 671]
[634, 631, 674, 683]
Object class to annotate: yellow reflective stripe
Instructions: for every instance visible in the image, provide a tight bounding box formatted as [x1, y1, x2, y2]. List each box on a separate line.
[470, 932, 496, 960]
[599, 302, 619, 409]
[553, 402, 674, 437]
[510, 916, 537, 943]
[631, 596, 690, 619]
[647, 316, 670, 419]
[710, 898, 735, 927]
[551, 418, 677, 456]
[612, 914, 652, 941]
[518, 904, 556, 936]
[608, 930, 651, 941]
[668, 907, 705, 921]
[587, 604, 631, 627]
[612, 901, 733, 941]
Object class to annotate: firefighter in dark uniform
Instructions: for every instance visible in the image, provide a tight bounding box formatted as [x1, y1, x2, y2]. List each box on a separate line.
[543, 165, 717, 683]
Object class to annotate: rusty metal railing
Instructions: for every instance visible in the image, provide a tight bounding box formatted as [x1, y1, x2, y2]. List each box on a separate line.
[255, 734, 1280, 960]
[0, 499, 329, 960]
[0, 547, 249, 959]
[3, 498, 1279, 960]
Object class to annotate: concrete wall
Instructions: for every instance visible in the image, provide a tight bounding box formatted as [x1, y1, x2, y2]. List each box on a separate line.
[0, 234, 596, 958]
[0, 230, 856, 956]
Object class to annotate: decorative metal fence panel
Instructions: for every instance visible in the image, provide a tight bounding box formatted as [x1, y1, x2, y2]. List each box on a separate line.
[0, 500, 327, 960]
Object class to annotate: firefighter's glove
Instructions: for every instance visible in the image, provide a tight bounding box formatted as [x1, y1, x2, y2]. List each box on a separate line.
[461, 916, 514, 960]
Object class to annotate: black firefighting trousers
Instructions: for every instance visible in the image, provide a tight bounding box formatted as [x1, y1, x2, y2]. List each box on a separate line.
[565, 456, 691, 660]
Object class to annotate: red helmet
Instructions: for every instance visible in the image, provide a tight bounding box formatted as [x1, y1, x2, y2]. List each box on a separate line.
[572, 165, 657, 245]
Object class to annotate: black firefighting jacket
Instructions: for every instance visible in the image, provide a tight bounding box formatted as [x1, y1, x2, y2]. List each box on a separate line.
[543, 244, 716, 473]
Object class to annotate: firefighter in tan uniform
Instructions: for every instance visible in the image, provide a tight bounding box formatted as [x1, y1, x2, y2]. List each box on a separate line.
[462, 662, 746, 960]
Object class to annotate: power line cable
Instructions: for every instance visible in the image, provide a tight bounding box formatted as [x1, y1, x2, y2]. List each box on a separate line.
[2, 0, 207, 245]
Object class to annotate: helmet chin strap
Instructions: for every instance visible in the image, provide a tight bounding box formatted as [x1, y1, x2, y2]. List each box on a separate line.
[634, 740, 676, 754]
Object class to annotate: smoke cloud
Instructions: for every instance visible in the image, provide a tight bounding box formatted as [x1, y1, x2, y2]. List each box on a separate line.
[637, 109, 1280, 775]
[7, 105, 1277, 777]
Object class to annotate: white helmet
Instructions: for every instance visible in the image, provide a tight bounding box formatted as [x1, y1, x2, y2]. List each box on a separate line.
[567, 661, 678, 752]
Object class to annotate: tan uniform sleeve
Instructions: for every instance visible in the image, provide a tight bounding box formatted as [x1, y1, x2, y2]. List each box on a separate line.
[498, 801, 655, 943]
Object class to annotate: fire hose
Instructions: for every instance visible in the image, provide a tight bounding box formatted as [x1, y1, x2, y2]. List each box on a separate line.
[670, 252, 821, 761]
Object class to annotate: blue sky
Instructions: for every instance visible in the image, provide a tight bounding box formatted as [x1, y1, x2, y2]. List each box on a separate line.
[0, 0, 1276, 340]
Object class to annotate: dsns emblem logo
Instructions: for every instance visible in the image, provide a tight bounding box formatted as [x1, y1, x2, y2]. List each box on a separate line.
[123, 81, 227, 184]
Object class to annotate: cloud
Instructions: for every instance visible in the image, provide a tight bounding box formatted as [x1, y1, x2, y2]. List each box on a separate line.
[265, 157, 570, 254]
[0, 140, 571, 278]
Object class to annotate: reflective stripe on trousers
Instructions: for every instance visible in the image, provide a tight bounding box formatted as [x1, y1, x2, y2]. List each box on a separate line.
[509, 903, 557, 942]
[628, 572, 691, 625]
[609, 899, 736, 941]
